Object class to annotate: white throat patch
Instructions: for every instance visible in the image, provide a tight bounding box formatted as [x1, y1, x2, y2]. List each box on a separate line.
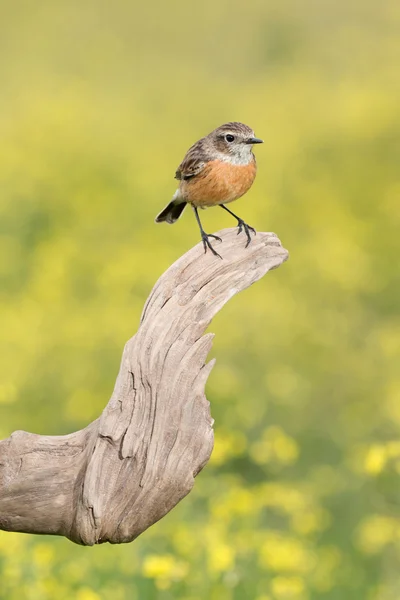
[216, 145, 254, 166]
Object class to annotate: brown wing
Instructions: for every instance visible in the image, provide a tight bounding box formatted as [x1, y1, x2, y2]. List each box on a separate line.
[175, 139, 207, 181]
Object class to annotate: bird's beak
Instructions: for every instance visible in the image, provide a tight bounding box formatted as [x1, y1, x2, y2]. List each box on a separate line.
[246, 137, 263, 144]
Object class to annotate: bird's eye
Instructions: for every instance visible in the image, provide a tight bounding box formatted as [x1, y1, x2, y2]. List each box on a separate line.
[225, 134, 235, 142]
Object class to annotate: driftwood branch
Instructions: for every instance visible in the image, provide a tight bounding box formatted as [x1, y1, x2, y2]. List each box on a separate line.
[0, 229, 288, 545]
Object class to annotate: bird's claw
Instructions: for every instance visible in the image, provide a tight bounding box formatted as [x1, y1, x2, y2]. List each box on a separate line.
[236, 219, 256, 247]
[201, 233, 223, 259]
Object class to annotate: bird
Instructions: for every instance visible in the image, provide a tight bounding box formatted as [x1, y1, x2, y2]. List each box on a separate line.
[155, 122, 263, 258]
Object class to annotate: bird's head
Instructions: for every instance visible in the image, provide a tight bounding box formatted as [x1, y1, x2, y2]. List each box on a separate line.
[209, 122, 263, 164]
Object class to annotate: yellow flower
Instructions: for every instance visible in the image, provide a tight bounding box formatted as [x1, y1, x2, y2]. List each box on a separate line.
[33, 543, 55, 567]
[76, 588, 102, 600]
[356, 515, 398, 554]
[250, 426, 299, 467]
[271, 576, 306, 599]
[142, 554, 188, 582]
[211, 430, 247, 466]
[259, 533, 314, 574]
[364, 445, 387, 475]
[208, 542, 235, 574]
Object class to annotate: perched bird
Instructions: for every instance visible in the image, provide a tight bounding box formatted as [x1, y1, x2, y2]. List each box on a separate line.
[155, 122, 263, 258]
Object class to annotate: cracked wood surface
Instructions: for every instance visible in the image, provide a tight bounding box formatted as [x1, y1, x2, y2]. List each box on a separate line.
[0, 229, 288, 545]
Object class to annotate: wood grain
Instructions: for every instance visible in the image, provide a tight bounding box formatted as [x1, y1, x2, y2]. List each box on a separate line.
[0, 229, 288, 545]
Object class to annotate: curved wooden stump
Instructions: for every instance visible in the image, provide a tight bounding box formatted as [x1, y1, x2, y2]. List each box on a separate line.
[0, 229, 288, 545]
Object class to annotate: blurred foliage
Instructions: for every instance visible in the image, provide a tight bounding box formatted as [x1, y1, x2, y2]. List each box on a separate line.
[0, 0, 399, 598]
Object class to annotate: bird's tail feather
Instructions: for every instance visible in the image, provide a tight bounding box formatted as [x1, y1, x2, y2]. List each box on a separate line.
[155, 199, 186, 224]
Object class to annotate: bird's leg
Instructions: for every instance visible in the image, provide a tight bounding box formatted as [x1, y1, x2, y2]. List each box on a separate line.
[193, 206, 222, 258]
[220, 204, 256, 248]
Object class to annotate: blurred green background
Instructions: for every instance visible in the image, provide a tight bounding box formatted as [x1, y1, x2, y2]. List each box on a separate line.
[0, 0, 399, 598]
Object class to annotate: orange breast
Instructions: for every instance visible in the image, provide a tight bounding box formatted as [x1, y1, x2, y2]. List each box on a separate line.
[180, 159, 257, 207]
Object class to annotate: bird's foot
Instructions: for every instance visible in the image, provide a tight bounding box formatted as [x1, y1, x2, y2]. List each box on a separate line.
[201, 232, 222, 259]
[236, 220, 256, 247]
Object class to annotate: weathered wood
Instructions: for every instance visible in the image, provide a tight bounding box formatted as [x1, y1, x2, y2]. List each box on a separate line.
[0, 229, 288, 545]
